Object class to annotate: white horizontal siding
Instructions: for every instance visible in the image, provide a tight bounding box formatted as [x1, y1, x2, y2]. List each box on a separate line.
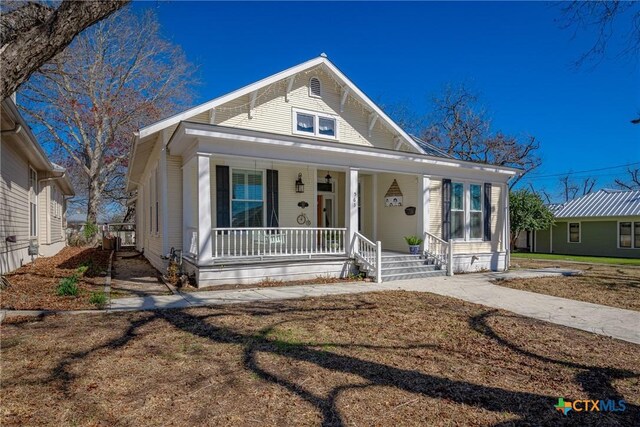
[211, 68, 398, 150]
[167, 154, 183, 250]
[0, 140, 30, 254]
[37, 182, 48, 245]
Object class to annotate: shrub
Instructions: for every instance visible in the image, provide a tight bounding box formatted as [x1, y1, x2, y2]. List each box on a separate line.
[89, 291, 107, 308]
[165, 260, 179, 285]
[56, 275, 79, 296]
[76, 265, 89, 274]
[83, 221, 99, 241]
[404, 235, 424, 246]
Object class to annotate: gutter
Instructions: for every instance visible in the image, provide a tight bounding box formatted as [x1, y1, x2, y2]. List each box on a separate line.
[0, 123, 22, 135]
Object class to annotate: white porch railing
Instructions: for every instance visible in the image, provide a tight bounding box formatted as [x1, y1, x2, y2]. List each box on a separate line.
[423, 231, 453, 276]
[211, 227, 347, 259]
[352, 232, 382, 283]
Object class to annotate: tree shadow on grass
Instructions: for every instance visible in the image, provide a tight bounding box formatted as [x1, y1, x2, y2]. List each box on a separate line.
[469, 310, 639, 425]
[9, 300, 638, 426]
[56, 247, 110, 277]
[159, 306, 639, 426]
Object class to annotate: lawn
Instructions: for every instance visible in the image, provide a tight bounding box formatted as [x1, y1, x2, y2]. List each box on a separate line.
[511, 251, 640, 266]
[1, 291, 638, 426]
[505, 258, 640, 311]
[0, 247, 111, 310]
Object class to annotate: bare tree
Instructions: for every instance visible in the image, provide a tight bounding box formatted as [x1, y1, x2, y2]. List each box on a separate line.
[581, 177, 597, 195]
[19, 9, 195, 224]
[559, 175, 596, 202]
[614, 167, 640, 190]
[419, 84, 541, 188]
[560, 176, 578, 202]
[0, 0, 129, 100]
[557, 1, 640, 68]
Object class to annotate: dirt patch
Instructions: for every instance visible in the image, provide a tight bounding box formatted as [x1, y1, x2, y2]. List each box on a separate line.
[0, 247, 110, 310]
[110, 251, 170, 298]
[1, 291, 638, 426]
[181, 275, 369, 292]
[504, 259, 640, 311]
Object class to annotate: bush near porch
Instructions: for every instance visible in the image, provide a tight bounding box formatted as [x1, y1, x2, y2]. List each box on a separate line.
[1, 247, 111, 310]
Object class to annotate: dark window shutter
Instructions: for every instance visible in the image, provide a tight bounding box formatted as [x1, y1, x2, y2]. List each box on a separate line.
[484, 183, 492, 241]
[216, 165, 230, 228]
[442, 179, 451, 241]
[266, 169, 279, 227]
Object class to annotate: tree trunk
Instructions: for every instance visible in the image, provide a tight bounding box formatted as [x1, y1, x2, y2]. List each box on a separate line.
[87, 176, 101, 224]
[0, 0, 129, 100]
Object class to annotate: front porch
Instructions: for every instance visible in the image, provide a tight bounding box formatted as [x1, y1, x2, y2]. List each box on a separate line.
[180, 154, 450, 285]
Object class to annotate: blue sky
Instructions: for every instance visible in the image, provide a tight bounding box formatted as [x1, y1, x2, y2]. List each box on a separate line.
[136, 1, 639, 199]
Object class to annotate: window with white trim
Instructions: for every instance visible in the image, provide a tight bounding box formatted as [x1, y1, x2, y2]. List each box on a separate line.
[292, 109, 337, 140]
[619, 222, 640, 249]
[155, 168, 159, 233]
[51, 187, 58, 218]
[568, 222, 580, 243]
[231, 169, 264, 227]
[309, 77, 321, 97]
[450, 182, 484, 241]
[450, 182, 464, 240]
[469, 184, 483, 239]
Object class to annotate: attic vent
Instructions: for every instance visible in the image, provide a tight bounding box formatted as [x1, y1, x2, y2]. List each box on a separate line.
[309, 77, 321, 97]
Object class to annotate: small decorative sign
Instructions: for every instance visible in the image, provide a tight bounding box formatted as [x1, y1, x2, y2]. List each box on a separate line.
[384, 179, 403, 207]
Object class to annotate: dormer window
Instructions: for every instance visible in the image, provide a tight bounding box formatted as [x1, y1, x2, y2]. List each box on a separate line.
[309, 77, 321, 98]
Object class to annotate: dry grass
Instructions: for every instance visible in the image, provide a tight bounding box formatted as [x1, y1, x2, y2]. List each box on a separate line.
[504, 259, 640, 311]
[1, 291, 638, 426]
[0, 247, 111, 310]
[182, 274, 369, 292]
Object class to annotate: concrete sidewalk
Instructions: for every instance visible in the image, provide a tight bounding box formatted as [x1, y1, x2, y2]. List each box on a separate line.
[106, 268, 640, 345]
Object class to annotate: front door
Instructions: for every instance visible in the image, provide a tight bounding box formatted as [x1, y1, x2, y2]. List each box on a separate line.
[316, 194, 335, 228]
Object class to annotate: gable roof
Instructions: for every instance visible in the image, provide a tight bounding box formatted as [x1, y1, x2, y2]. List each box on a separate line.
[135, 55, 425, 154]
[553, 189, 640, 218]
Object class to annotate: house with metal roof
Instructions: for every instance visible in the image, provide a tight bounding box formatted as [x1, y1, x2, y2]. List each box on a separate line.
[531, 189, 640, 258]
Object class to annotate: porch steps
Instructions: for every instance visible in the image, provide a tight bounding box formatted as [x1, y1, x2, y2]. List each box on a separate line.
[380, 254, 445, 282]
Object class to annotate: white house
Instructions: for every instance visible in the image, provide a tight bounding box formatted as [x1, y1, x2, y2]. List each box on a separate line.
[126, 55, 518, 287]
[1, 97, 75, 274]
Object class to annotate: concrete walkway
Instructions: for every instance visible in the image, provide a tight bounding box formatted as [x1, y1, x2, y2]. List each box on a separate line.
[104, 268, 640, 345]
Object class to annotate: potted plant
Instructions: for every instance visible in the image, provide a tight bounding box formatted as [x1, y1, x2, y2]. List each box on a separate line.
[404, 235, 423, 255]
[325, 230, 340, 250]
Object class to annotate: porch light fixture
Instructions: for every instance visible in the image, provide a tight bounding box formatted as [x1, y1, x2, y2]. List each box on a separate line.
[295, 173, 305, 193]
[325, 173, 332, 184]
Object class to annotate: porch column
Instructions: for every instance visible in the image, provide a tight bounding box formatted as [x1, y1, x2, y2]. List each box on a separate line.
[182, 156, 196, 257]
[196, 153, 213, 264]
[159, 129, 169, 256]
[346, 167, 359, 254]
[417, 175, 430, 237]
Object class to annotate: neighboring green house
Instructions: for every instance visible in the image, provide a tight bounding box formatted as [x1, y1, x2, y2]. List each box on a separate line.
[532, 189, 640, 258]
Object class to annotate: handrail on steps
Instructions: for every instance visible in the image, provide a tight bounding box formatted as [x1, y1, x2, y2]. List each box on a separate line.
[352, 232, 382, 283]
[423, 231, 454, 276]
